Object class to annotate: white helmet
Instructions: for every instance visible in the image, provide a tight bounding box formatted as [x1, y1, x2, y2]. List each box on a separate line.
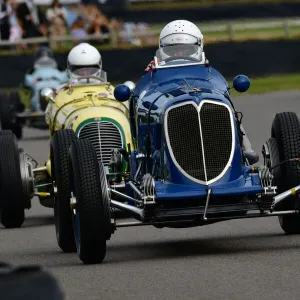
[67, 43, 102, 81]
[158, 20, 204, 61]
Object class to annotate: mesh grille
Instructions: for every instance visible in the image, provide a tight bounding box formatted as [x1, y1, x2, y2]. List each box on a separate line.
[78, 121, 123, 166]
[166, 101, 233, 183]
[200, 102, 232, 181]
[167, 104, 205, 181]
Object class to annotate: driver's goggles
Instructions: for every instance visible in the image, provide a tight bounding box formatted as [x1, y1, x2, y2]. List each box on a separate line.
[161, 44, 199, 57]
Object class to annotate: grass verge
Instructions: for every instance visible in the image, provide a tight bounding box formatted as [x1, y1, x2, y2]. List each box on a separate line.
[230, 73, 300, 96]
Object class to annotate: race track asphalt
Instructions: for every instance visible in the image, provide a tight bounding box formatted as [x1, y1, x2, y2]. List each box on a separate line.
[1, 90, 300, 300]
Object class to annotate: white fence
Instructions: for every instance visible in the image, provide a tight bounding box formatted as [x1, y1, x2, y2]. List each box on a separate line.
[1, 18, 300, 48]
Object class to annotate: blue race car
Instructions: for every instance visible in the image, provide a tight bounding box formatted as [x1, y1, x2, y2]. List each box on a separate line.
[0, 47, 68, 139]
[67, 49, 300, 264]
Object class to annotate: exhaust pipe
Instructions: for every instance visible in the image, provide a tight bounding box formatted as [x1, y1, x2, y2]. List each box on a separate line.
[271, 185, 300, 209]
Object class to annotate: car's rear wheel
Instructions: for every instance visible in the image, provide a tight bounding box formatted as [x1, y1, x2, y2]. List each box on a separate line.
[0, 91, 23, 140]
[271, 112, 300, 234]
[0, 92, 7, 131]
[69, 139, 111, 264]
[0, 130, 18, 192]
[0, 133, 25, 228]
[8, 90, 25, 113]
[51, 129, 77, 253]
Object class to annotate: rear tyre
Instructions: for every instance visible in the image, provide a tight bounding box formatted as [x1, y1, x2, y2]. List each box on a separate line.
[51, 129, 77, 253]
[0, 130, 15, 137]
[0, 131, 16, 191]
[0, 92, 7, 130]
[69, 139, 111, 264]
[0, 134, 25, 228]
[271, 112, 300, 234]
[8, 90, 25, 113]
[0, 91, 23, 139]
[279, 215, 300, 235]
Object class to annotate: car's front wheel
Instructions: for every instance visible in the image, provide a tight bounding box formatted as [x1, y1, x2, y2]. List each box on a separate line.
[51, 129, 77, 253]
[69, 139, 111, 264]
[271, 112, 300, 234]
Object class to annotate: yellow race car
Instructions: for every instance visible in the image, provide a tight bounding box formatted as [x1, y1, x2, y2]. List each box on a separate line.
[0, 73, 133, 253]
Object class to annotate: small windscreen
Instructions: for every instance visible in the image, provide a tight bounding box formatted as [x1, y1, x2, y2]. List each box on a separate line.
[69, 65, 100, 77]
[69, 67, 108, 83]
[156, 45, 201, 62]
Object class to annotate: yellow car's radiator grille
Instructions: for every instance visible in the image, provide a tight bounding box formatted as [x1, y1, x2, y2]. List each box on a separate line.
[78, 121, 123, 166]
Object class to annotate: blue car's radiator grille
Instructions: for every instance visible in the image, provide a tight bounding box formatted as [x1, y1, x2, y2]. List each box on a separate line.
[167, 103, 206, 181]
[78, 121, 123, 166]
[166, 101, 233, 184]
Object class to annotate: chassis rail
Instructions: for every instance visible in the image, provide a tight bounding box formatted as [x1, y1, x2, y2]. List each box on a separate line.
[115, 210, 299, 228]
[110, 181, 300, 229]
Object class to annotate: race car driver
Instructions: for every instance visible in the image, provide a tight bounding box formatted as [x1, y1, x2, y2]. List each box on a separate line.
[144, 20, 259, 165]
[45, 42, 106, 123]
[67, 42, 104, 84]
[24, 46, 68, 112]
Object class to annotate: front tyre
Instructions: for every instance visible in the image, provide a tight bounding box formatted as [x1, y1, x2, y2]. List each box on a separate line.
[51, 129, 77, 253]
[69, 139, 111, 264]
[271, 112, 300, 234]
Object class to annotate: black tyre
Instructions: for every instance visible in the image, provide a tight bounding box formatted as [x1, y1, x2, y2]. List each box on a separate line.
[51, 129, 77, 253]
[0, 91, 23, 139]
[0, 130, 16, 192]
[0, 262, 64, 300]
[271, 112, 300, 233]
[0, 92, 7, 130]
[69, 139, 111, 264]
[0, 130, 15, 136]
[0, 92, 7, 100]
[0, 134, 25, 228]
[8, 90, 25, 113]
[9, 91, 25, 139]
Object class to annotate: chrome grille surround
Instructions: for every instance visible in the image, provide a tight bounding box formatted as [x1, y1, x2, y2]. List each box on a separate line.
[78, 121, 123, 167]
[38, 89, 48, 111]
[165, 100, 235, 185]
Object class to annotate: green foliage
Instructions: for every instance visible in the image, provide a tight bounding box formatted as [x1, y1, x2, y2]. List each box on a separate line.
[230, 73, 300, 96]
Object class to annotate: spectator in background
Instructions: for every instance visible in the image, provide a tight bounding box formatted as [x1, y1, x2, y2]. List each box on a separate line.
[46, 0, 67, 48]
[0, 0, 10, 41]
[136, 22, 151, 45]
[70, 16, 86, 45]
[8, 0, 25, 50]
[16, 0, 47, 39]
[87, 11, 110, 44]
[123, 22, 136, 44]
[80, 4, 98, 24]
